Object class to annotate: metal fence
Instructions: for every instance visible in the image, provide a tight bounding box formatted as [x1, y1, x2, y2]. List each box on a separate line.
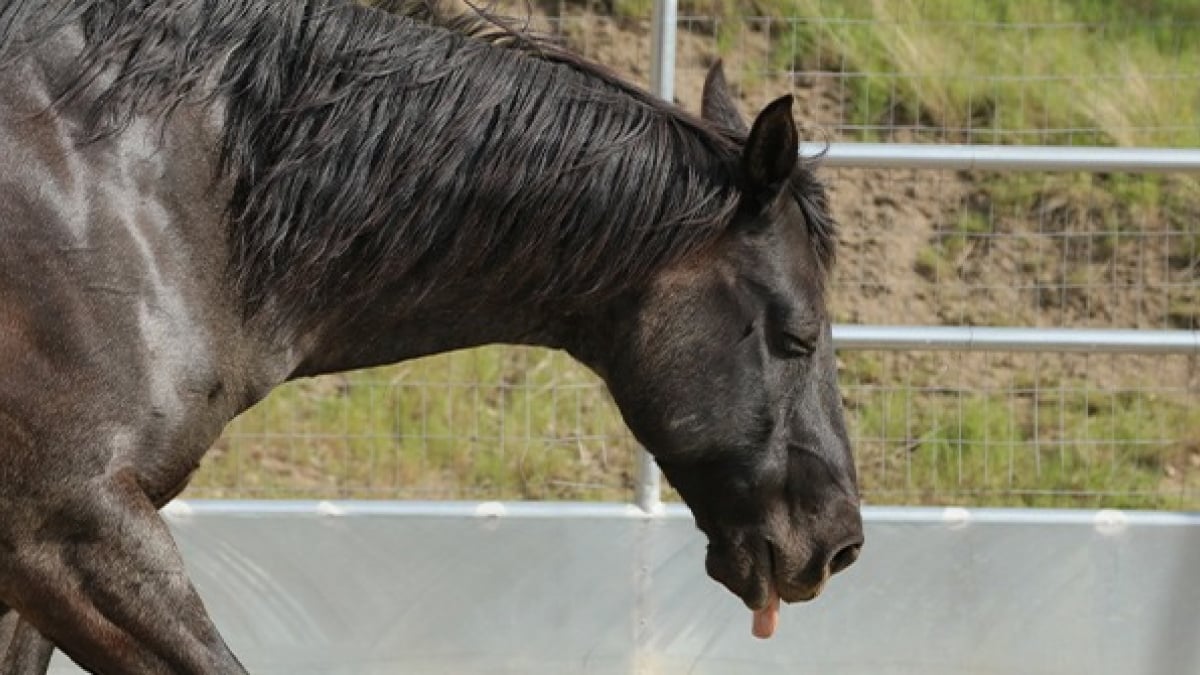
[187, 0, 1200, 509]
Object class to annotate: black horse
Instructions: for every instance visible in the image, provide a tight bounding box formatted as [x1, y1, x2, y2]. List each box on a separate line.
[0, 0, 862, 671]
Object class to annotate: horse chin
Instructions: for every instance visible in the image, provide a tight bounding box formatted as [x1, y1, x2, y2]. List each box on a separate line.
[703, 537, 774, 611]
[705, 539, 790, 639]
[705, 535, 829, 609]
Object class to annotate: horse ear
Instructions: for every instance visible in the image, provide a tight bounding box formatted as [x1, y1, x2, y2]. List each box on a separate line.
[701, 60, 748, 134]
[742, 94, 798, 197]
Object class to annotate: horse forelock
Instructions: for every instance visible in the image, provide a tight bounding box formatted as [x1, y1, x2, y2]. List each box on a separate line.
[2, 0, 833, 330]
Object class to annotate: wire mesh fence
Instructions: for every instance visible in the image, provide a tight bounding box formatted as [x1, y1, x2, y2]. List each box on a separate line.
[844, 350, 1198, 509]
[667, 0, 1200, 147]
[186, 1, 1199, 508]
[191, 348, 640, 501]
[824, 167, 1200, 331]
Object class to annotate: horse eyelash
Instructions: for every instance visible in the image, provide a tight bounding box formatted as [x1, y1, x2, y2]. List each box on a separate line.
[739, 320, 756, 341]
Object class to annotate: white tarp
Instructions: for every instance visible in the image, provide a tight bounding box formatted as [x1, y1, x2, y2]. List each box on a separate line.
[48, 502, 1200, 674]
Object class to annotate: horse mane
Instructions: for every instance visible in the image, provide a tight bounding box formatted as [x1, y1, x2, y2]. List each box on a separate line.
[0, 0, 836, 327]
[397, 0, 838, 271]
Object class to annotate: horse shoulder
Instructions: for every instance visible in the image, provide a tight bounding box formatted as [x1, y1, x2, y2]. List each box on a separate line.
[0, 71, 290, 505]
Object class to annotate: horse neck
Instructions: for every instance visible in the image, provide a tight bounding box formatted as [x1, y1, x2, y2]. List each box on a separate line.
[229, 12, 737, 378]
[286, 293, 580, 379]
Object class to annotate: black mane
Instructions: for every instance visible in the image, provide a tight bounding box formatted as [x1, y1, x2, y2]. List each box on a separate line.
[0, 0, 836, 325]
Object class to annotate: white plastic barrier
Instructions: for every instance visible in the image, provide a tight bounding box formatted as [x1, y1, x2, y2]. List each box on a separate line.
[45, 502, 1200, 674]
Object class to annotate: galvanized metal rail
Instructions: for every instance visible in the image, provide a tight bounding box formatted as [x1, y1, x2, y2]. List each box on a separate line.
[832, 325, 1200, 354]
[802, 142, 1200, 173]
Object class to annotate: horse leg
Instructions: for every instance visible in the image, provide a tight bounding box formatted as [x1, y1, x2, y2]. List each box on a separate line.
[0, 457, 210, 675]
[0, 470, 206, 675]
[0, 607, 53, 675]
[0, 470, 246, 675]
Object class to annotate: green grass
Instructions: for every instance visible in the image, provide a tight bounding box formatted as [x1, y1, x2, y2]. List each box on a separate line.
[189, 349, 1200, 509]
[191, 348, 639, 501]
[844, 360, 1200, 509]
[799, 0, 1199, 146]
[604, 0, 1200, 147]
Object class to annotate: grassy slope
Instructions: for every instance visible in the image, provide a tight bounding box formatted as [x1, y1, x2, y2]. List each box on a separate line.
[188, 0, 1199, 508]
[724, 0, 1200, 146]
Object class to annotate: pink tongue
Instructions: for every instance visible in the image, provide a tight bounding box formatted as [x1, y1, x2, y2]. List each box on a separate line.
[751, 588, 780, 639]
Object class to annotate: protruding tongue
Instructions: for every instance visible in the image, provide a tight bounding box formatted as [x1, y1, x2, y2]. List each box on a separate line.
[751, 588, 780, 639]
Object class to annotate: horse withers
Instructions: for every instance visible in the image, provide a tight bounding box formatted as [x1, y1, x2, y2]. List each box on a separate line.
[0, 1, 861, 671]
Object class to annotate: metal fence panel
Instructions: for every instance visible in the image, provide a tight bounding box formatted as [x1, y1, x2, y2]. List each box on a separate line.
[46, 504, 1200, 675]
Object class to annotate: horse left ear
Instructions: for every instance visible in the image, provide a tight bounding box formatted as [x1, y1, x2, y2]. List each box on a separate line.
[742, 95, 798, 199]
[701, 60, 748, 134]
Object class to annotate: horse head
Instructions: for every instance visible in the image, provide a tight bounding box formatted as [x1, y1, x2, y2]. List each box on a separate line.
[576, 63, 862, 637]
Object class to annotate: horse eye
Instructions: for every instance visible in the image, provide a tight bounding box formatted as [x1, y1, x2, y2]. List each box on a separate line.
[777, 332, 817, 358]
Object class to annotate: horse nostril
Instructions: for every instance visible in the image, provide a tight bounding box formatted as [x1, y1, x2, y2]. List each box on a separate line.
[828, 540, 863, 576]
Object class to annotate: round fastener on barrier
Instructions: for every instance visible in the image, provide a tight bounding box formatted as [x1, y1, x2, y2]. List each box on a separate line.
[942, 506, 971, 530]
[475, 501, 506, 531]
[316, 500, 346, 517]
[161, 499, 194, 520]
[1094, 509, 1129, 536]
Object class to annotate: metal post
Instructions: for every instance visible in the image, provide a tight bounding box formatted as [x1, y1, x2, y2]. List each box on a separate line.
[649, 0, 677, 106]
[635, 0, 677, 517]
